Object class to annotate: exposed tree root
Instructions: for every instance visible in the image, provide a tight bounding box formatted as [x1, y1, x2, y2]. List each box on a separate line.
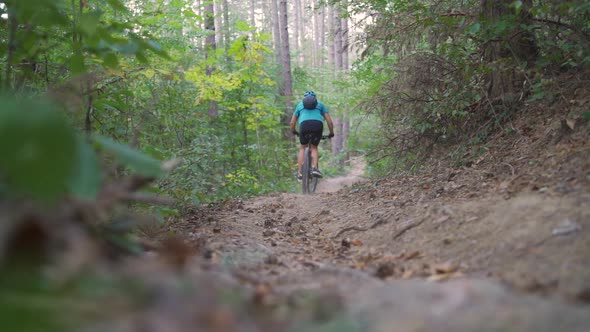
[331, 218, 388, 239]
[392, 218, 426, 240]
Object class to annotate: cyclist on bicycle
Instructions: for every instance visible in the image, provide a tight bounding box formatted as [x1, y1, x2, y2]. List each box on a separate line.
[290, 90, 335, 179]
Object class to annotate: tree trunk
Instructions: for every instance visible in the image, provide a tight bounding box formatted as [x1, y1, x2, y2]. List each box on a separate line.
[481, 0, 538, 99]
[312, 0, 321, 67]
[250, 0, 256, 29]
[205, 2, 218, 117]
[334, 6, 343, 70]
[222, 0, 230, 52]
[319, 2, 326, 67]
[195, 0, 204, 50]
[271, 0, 282, 62]
[279, 0, 294, 133]
[294, 0, 303, 65]
[341, 0, 349, 70]
[340, 0, 350, 153]
[214, 0, 223, 50]
[3, 6, 18, 91]
[328, 5, 336, 67]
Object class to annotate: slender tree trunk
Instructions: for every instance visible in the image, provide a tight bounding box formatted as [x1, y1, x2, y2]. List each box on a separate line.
[279, 0, 294, 133]
[328, 5, 336, 67]
[271, 0, 282, 62]
[319, 3, 326, 67]
[294, 0, 303, 65]
[312, 0, 321, 67]
[205, 2, 218, 117]
[332, 4, 346, 155]
[222, 0, 230, 52]
[340, 0, 350, 152]
[4, 8, 17, 91]
[341, 0, 349, 70]
[250, 0, 256, 29]
[195, 0, 204, 50]
[214, 0, 223, 50]
[334, 6, 343, 70]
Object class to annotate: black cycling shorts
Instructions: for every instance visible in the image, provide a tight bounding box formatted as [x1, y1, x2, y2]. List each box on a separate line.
[299, 120, 323, 146]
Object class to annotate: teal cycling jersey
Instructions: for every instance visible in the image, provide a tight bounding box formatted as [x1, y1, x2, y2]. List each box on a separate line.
[294, 101, 329, 125]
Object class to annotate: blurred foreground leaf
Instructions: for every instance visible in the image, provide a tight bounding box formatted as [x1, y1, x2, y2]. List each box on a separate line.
[0, 97, 76, 202]
[93, 135, 163, 177]
[67, 137, 102, 200]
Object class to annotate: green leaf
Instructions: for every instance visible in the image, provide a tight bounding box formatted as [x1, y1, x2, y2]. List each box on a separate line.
[182, 9, 200, 19]
[584, 112, 590, 121]
[104, 0, 128, 11]
[0, 97, 77, 202]
[512, 0, 523, 13]
[103, 52, 119, 68]
[236, 20, 253, 32]
[467, 23, 480, 35]
[93, 135, 163, 177]
[67, 137, 101, 200]
[79, 12, 101, 36]
[135, 52, 149, 64]
[70, 53, 86, 74]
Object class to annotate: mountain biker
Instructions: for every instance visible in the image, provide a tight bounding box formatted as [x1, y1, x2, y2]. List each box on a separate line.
[290, 90, 334, 179]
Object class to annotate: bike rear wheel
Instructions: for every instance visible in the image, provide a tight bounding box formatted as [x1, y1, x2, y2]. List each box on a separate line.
[302, 147, 318, 194]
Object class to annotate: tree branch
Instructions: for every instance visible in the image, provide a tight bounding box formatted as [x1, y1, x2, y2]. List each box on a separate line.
[532, 18, 590, 41]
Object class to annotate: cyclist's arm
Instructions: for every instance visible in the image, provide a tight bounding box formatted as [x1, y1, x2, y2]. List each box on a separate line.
[289, 114, 298, 133]
[323, 112, 335, 136]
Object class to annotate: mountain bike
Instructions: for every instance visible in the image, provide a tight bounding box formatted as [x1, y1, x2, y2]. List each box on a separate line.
[299, 134, 329, 194]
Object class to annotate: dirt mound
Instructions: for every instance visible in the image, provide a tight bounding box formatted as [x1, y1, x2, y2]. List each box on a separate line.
[164, 82, 590, 331]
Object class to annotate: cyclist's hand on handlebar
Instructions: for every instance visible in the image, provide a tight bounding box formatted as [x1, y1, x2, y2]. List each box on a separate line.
[292, 130, 299, 136]
[328, 133, 335, 138]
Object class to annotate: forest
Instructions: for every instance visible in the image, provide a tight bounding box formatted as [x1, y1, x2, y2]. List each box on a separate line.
[0, 0, 589, 331]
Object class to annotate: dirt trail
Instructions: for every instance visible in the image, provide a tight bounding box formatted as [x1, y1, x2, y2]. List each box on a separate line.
[316, 157, 366, 193]
[170, 100, 590, 331]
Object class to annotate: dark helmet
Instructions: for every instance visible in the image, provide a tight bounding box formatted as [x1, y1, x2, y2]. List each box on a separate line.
[304, 90, 316, 97]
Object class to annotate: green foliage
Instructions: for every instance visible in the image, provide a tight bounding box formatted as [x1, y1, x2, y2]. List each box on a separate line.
[0, 96, 165, 203]
[348, 0, 590, 175]
[224, 168, 261, 196]
[0, 0, 168, 89]
[0, 0, 354, 206]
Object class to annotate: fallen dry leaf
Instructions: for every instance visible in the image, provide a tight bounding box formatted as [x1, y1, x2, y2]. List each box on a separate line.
[351, 239, 363, 246]
[404, 251, 422, 260]
[402, 269, 415, 279]
[432, 261, 459, 275]
[427, 271, 464, 282]
[252, 284, 272, 305]
[353, 259, 367, 270]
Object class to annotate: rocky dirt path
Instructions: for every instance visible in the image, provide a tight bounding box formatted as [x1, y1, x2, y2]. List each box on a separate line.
[175, 156, 589, 331]
[164, 102, 590, 331]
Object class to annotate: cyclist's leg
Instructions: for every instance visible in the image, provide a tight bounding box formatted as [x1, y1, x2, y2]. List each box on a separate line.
[310, 144, 319, 169]
[306, 120, 323, 169]
[298, 123, 312, 177]
[310, 121, 324, 177]
[297, 145, 305, 175]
